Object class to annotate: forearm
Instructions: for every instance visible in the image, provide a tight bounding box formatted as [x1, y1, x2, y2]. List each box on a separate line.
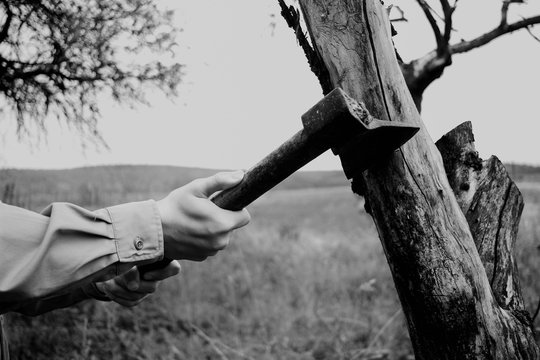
[0, 200, 163, 313]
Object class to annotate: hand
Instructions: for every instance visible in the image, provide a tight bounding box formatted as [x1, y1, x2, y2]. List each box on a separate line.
[95, 261, 181, 307]
[156, 171, 251, 261]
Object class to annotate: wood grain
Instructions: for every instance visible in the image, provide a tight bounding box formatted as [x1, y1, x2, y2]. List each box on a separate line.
[436, 122, 528, 315]
[299, 0, 538, 358]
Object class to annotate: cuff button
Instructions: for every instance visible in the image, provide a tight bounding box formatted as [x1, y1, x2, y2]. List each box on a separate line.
[134, 236, 144, 250]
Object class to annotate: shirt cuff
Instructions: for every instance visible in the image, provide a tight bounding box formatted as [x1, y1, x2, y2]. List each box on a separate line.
[105, 200, 164, 265]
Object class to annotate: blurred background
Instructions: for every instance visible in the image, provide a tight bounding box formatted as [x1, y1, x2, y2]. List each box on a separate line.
[1, 0, 540, 359]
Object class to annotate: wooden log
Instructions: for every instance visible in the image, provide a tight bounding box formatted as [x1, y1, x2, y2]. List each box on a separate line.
[436, 122, 529, 317]
[298, 0, 538, 358]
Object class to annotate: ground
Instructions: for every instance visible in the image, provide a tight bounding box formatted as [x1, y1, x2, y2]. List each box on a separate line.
[2, 165, 539, 359]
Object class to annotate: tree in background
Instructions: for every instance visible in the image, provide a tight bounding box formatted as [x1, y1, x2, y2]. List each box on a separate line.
[0, 0, 182, 144]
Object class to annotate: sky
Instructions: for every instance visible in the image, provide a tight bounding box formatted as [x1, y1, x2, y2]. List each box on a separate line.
[0, 0, 539, 170]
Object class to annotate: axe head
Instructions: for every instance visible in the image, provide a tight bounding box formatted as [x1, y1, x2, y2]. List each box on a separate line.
[301, 88, 420, 179]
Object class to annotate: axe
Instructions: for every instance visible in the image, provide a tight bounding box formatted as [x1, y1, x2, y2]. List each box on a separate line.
[140, 88, 419, 273]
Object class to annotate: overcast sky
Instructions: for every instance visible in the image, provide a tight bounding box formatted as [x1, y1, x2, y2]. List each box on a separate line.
[1, 0, 539, 170]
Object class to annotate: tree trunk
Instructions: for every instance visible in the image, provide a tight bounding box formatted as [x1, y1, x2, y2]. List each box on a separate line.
[399, 52, 451, 113]
[298, 0, 538, 358]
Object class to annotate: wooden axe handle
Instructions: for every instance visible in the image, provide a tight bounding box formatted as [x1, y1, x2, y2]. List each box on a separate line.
[138, 128, 331, 276]
[211, 128, 330, 210]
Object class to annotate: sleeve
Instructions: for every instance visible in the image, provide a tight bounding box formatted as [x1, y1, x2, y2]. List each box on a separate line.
[9, 283, 110, 316]
[0, 200, 164, 314]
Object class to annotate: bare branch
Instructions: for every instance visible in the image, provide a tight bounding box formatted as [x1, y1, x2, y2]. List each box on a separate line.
[0, 0, 182, 143]
[523, 23, 540, 43]
[388, 5, 408, 23]
[440, 0, 455, 44]
[0, 0, 13, 44]
[501, 1, 511, 27]
[417, 0, 443, 50]
[277, 0, 332, 94]
[403, 8, 539, 106]
[402, 0, 537, 111]
[451, 15, 540, 54]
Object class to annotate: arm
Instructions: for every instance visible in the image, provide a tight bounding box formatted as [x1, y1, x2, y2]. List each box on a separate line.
[0, 171, 250, 315]
[13, 262, 181, 316]
[0, 200, 163, 314]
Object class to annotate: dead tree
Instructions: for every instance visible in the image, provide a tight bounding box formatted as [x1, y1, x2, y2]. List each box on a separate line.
[397, 0, 540, 111]
[281, 0, 539, 358]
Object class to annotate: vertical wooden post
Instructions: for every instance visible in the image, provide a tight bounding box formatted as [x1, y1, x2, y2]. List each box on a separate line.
[298, 0, 538, 358]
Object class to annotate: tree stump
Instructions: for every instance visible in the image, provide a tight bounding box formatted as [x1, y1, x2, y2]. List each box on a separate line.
[436, 122, 530, 321]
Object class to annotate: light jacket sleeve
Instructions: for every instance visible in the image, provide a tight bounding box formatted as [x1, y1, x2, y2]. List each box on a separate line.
[0, 200, 164, 314]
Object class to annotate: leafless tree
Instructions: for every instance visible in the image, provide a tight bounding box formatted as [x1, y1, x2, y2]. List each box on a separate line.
[395, 0, 540, 111]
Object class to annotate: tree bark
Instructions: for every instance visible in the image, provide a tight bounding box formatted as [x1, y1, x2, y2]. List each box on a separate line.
[436, 122, 530, 319]
[298, 0, 539, 358]
[399, 52, 451, 112]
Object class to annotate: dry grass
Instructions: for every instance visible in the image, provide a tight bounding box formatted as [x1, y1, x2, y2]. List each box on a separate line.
[2, 166, 539, 359]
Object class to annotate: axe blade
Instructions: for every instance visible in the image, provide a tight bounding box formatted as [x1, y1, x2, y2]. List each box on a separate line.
[336, 119, 420, 179]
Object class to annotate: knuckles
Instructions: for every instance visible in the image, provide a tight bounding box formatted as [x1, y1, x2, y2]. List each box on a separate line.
[188, 178, 207, 192]
[163, 176, 251, 263]
[202, 217, 231, 236]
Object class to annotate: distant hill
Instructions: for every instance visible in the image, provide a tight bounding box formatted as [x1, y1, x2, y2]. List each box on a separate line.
[0, 165, 348, 191]
[0, 165, 348, 209]
[1, 163, 538, 210]
[505, 163, 540, 182]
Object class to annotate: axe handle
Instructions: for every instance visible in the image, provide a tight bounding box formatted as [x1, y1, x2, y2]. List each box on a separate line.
[138, 128, 330, 276]
[212, 128, 330, 210]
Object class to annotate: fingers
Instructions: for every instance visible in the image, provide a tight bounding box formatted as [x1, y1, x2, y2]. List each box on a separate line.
[118, 266, 141, 291]
[190, 170, 245, 198]
[142, 260, 181, 281]
[158, 171, 251, 261]
[234, 208, 251, 229]
[105, 284, 152, 307]
[193, 201, 251, 233]
[99, 278, 158, 307]
[97, 279, 150, 307]
[97, 263, 182, 307]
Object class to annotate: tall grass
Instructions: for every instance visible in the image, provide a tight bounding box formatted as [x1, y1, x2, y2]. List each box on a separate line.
[515, 186, 540, 329]
[2, 166, 539, 359]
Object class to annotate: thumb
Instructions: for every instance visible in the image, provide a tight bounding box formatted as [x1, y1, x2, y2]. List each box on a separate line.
[193, 170, 245, 198]
[120, 266, 141, 291]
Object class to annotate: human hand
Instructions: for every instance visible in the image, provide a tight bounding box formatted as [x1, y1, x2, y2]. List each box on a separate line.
[95, 261, 181, 307]
[156, 171, 251, 261]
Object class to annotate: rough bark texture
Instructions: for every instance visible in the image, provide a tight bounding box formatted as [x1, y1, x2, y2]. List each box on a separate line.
[298, 0, 539, 358]
[399, 52, 451, 112]
[436, 122, 529, 319]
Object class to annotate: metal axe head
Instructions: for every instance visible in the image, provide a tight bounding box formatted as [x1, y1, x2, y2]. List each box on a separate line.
[301, 88, 419, 179]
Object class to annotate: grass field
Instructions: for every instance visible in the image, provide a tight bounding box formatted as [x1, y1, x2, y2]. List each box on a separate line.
[2, 165, 540, 359]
